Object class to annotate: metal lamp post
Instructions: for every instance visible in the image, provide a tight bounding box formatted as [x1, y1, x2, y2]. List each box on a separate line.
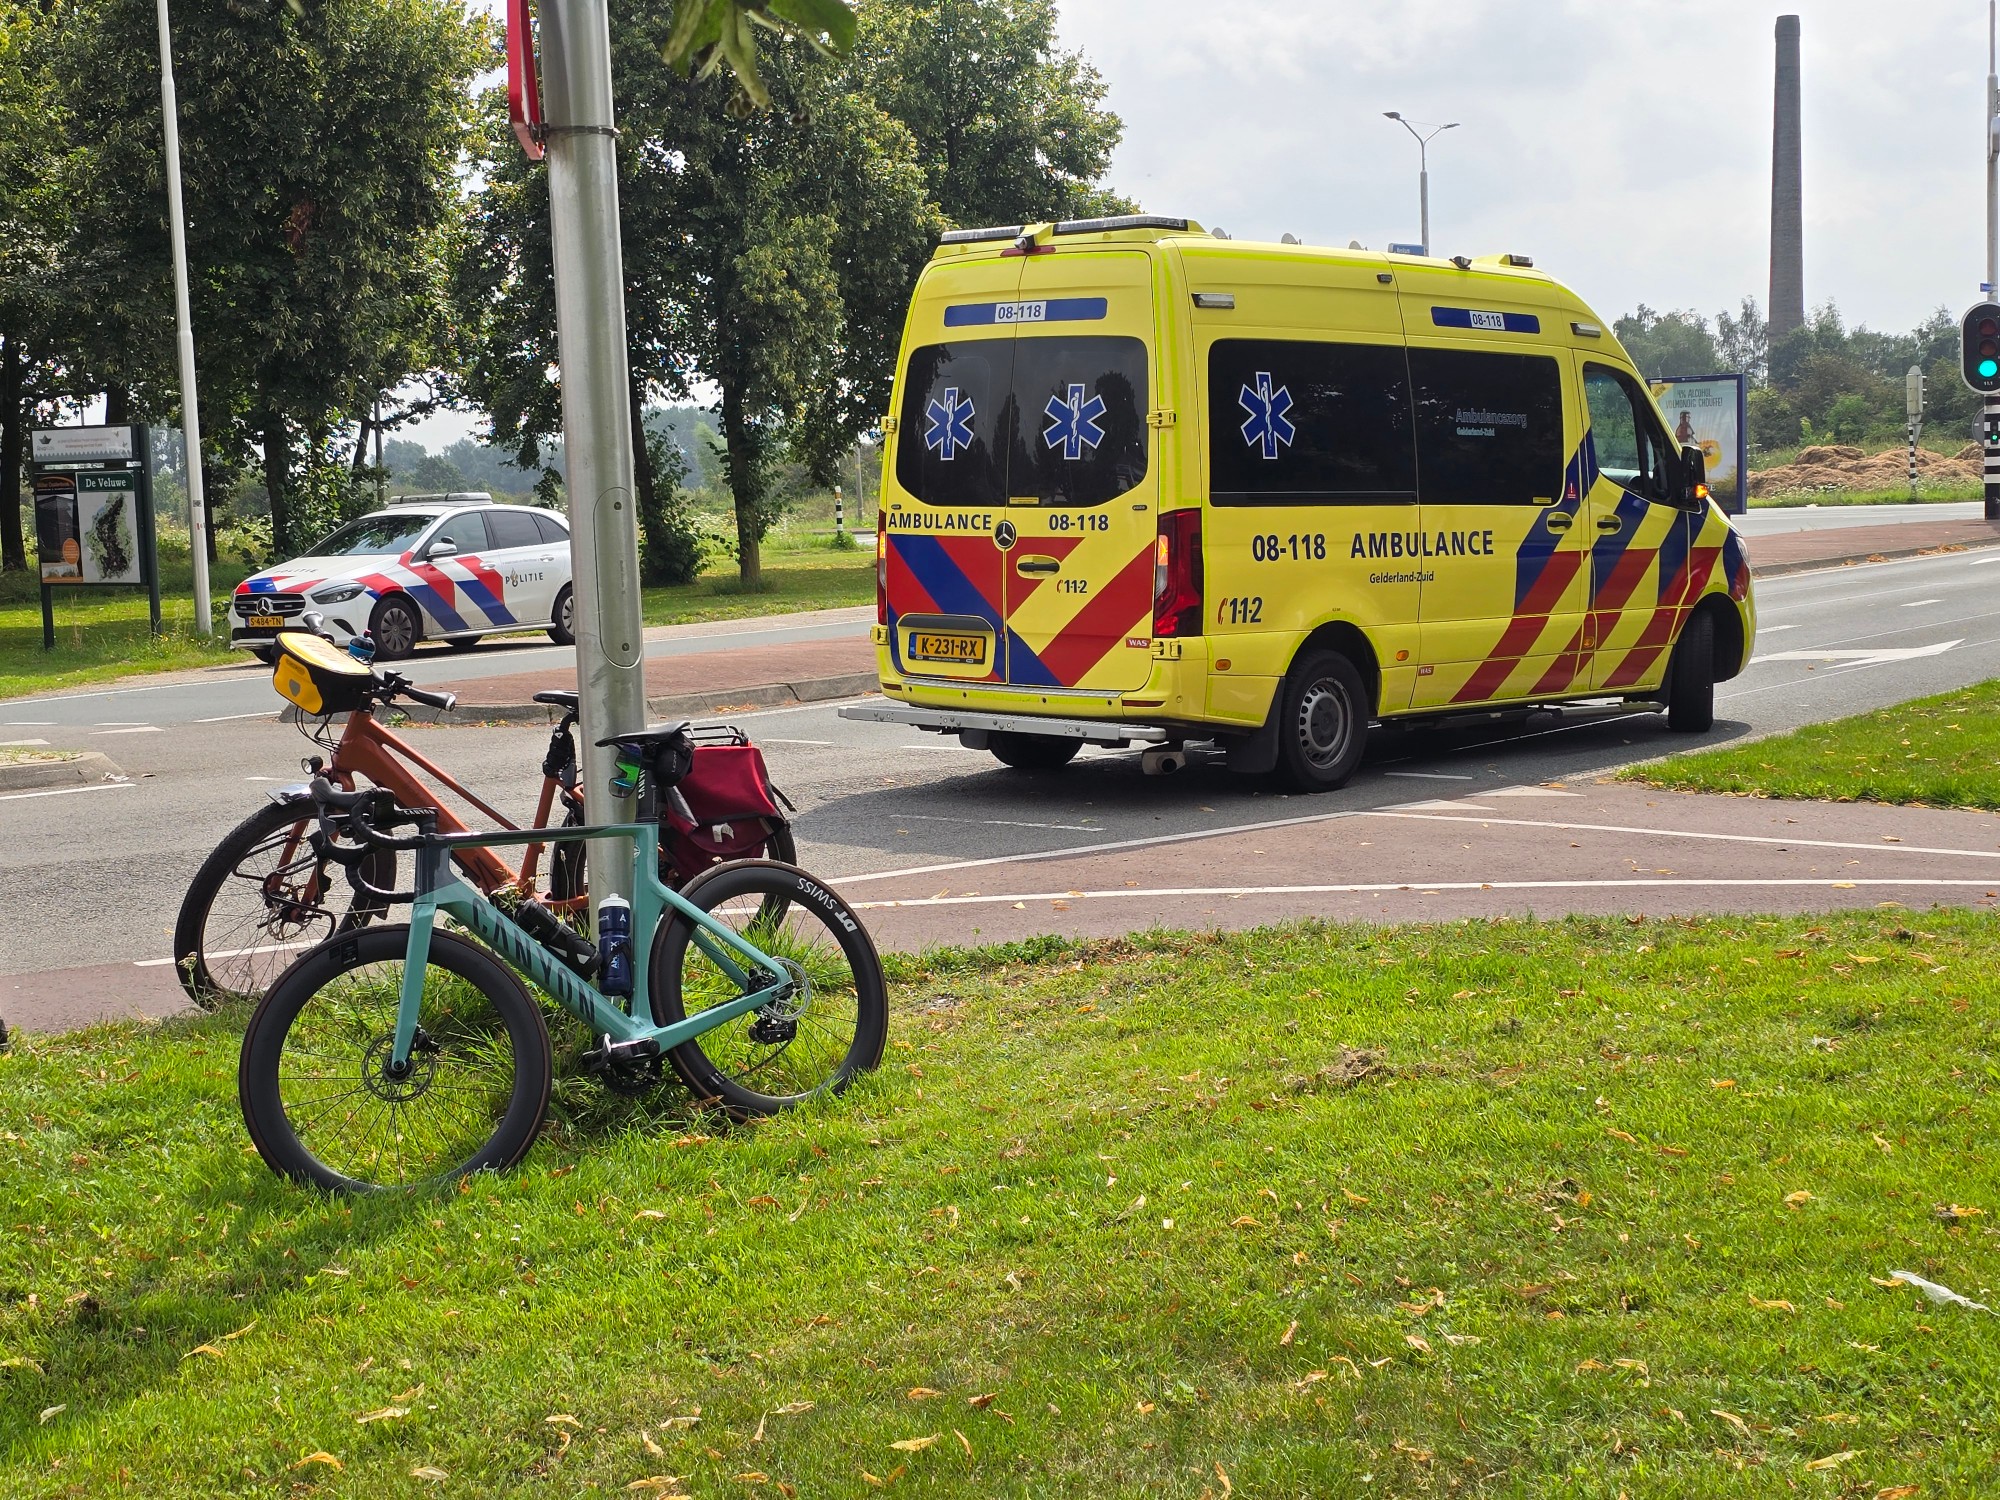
[153, 0, 211, 634]
[1383, 112, 1457, 256]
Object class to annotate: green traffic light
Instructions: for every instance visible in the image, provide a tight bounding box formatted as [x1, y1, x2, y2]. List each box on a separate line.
[1982, 359, 1999, 379]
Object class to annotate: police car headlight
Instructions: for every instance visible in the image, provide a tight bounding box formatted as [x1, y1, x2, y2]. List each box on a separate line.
[311, 583, 367, 604]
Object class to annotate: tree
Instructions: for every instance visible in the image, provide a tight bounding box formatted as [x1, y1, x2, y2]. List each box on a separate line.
[856, 0, 1129, 228]
[62, 0, 488, 554]
[1714, 297, 1767, 386]
[1612, 306, 1720, 380]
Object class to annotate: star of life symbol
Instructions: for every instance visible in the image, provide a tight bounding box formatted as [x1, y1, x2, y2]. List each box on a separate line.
[1238, 371, 1296, 460]
[1042, 382, 1107, 460]
[924, 386, 976, 461]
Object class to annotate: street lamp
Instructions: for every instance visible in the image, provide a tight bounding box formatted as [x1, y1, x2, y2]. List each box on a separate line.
[1383, 112, 1458, 256]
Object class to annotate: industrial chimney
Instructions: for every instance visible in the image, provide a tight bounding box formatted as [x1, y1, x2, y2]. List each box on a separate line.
[1770, 14, 1805, 342]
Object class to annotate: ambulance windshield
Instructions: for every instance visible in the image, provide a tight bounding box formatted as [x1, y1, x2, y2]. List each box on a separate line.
[897, 336, 1149, 507]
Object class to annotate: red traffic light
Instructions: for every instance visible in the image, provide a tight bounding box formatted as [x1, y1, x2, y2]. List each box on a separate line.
[1982, 318, 1999, 338]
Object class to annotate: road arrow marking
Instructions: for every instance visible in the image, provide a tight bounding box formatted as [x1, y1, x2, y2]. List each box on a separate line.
[1751, 639, 1961, 667]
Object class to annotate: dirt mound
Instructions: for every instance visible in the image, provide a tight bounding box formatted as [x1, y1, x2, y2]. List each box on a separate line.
[1748, 443, 1983, 497]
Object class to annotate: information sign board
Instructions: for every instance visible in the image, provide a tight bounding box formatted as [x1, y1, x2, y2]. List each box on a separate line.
[1648, 372, 1748, 515]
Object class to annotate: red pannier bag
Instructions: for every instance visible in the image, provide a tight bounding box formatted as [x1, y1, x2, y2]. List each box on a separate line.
[665, 738, 789, 880]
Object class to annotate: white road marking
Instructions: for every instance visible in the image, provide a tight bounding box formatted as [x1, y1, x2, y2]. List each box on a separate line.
[243, 775, 292, 782]
[901, 742, 982, 752]
[1752, 640, 1961, 667]
[134, 940, 313, 968]
[1974, 554, 2000, 565]
[1391, 800, 1500, 812]
[854, 877, 2000, 910]
[1487, 786, 1584, 798]
[194, 710, 280, 723]
[1754, 624, 1799, 634]
[761, 738, 832, 746]
[0, 781, 136, 803]
[0, 738, 50, 747]
[1900, 599, 1942, 607]
[1, 721, 55, 726]
[91, 725, 161, 735]
[1383, 770, 1474, 780]
[1363, 809, 2000, 861]
[903, 812, 1105, 832]
[94, 721, 151, 726]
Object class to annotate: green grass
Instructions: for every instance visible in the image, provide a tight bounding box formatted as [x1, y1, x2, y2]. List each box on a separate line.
[2, 911, 1996, 1496]
[640, 543, 872, 627]
[1748, 483, 1981, 509]
[1624, 679, 2000, 810]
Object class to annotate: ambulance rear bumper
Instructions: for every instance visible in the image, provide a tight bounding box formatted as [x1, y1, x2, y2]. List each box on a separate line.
[837, 702, 1172, 748]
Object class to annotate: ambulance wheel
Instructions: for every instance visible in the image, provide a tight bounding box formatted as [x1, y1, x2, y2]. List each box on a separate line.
[1666, 610, 1716, 734]
[1275, 649, 1368, 793]
[368, 596, 422, 662]
[988, 733, 1080, 772]
[547, 585, 575, 647]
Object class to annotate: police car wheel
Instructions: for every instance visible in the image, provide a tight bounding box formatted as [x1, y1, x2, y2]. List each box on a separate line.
[989, 732, 1081, 772]
[1666, 610, 1716, 734]
[547, 585, 576, 647]
[1276, 649, 1367, 793]
[368, 596, 421, 661]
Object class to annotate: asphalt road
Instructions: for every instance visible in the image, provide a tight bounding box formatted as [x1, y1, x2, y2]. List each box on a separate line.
[1733, 499, 1988, 535]
[5, 544, 1999, 1026]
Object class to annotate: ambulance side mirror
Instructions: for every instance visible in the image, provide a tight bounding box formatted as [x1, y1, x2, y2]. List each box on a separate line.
[1678, 444, 1707, 510]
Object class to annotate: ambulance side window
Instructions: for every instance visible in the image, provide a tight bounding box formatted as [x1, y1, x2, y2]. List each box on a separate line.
[896, 341, 1014, 508]
[1408, 349, 1562, 506]
[1206, 339, 1417, 505]
[1584, 366, 1674, 503]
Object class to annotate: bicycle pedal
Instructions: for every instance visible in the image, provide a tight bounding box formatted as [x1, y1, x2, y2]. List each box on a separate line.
[580, 1035, 661, 1073]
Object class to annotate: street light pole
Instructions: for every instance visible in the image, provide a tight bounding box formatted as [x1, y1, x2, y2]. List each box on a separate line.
[1383, 112, 1458, 256]
[153, 0, 210, 635]
[539, 0, 648, 908]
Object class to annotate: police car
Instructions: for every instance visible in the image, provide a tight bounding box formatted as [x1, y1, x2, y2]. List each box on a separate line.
[230, 495, 574, 662]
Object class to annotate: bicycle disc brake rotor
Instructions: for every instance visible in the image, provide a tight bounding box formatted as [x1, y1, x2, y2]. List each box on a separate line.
[747, 957, 810, 1045]
[362, 1031, 439, 1102]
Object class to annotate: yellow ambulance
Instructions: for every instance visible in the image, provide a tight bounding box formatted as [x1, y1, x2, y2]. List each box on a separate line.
[841, 215, 1755, 791]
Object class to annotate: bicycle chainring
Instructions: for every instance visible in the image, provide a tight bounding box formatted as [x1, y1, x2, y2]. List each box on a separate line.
[594, 1053, 665, 1096]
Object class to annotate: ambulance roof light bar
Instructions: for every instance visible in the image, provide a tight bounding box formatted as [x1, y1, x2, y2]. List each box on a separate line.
[939, 215, 1195, 245]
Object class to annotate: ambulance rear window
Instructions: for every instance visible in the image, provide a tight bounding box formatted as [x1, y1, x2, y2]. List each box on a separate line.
[896, 336, 1150, 507]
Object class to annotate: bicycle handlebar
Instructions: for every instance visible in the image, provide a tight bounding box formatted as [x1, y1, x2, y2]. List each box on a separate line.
[377, 673, 457, 714]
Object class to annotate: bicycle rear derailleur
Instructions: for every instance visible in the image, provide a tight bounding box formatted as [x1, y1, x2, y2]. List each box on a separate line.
[580, 1033, 663, 1096]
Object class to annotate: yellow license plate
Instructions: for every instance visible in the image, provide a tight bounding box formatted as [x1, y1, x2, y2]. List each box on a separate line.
[909, 631, 987, 664]
[248, 614, 285, 628]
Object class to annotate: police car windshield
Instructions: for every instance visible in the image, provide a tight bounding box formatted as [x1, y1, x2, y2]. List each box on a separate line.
[309, 512, 442, 556]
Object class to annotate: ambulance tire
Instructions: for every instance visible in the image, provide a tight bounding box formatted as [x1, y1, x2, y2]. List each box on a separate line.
[548, 585, 576, 646]
[989, 733, 1081, 772]
[1666, 611, 1716, 734]
[1275, 649, 1368, 793]
[368, 595, 422, 662]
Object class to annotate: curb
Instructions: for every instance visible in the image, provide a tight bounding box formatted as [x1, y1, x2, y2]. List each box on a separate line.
[0, 750, 126, 793]
[1751, 535, 2000, 578]
[285, 672, 881, 727]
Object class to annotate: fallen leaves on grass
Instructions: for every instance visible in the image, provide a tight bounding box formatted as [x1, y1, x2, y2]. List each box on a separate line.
[292, 1452, 344, 1471]
[889, 1434, 940, 1452]
[625, 1479, 685, 1494]
[1784, 1190, 1815, 1208]
[1279, 1319, 1298, 1346]
[1803, 1449, 1863, 1471]
[354, 1405, 410, 1424]
[860, 1466, 906, 1487]
[37, 1405, 64, 1424]
[1747, 1294, 1797, 1313]
[1710, 1410, 1755, 1439]
[411, 1467, 449, 1482]
[773, 1402, 815, 1416]
[906, 1388, 943, 1401]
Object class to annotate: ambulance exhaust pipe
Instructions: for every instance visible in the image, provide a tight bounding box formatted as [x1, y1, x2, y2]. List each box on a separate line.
[1141, 747, 1186, 776]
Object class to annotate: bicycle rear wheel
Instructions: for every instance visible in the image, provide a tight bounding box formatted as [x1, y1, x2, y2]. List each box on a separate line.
[649, 861, 887, 1118]
[239, 926, 552, 1192]
[174, 798, 394, 1009]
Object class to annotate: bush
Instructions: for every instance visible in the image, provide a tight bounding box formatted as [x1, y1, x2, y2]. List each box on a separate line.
[639, 431, 731, 585]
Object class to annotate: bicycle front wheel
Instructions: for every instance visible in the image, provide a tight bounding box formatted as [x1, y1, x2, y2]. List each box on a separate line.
[239, 926, 552, 1192]
[174, 798, 394, 1009]
[649, 861, 887, 1118]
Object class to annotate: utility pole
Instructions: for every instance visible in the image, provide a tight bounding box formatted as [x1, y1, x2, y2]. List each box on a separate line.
[539, 0, 647, 906]
[154, 0, 210, 635]
[1383, 113, 1457, 256]
[1988, 2, 2000, 520]
[1906, 364, 1924, 497]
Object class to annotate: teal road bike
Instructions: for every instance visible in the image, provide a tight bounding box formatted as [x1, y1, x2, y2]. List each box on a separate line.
[237, 723, 887, 1193]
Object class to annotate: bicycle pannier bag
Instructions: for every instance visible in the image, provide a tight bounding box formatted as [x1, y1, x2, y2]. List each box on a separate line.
[271, 630, 374, 715]
[670, 743, 786, 865]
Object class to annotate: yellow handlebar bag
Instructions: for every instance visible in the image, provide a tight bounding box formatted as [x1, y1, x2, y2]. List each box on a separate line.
[271, 630, 375, 716]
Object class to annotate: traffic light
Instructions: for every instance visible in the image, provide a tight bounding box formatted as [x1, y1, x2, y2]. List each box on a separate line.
[1962, 302, 2000, 393]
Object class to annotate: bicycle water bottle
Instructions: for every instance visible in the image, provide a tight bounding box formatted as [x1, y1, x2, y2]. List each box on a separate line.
[597, 894, 632, 997]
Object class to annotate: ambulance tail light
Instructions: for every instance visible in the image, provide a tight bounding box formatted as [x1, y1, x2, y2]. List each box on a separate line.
[1152, 508, 1203, 638]
[875, 528, 888, 623]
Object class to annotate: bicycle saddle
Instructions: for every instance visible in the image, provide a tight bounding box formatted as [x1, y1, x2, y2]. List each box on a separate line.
[595, 720, 693, 749]
[532, 690, 580, 711]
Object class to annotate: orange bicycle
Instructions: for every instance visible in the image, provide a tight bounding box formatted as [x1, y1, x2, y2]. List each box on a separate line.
[174, 661, 795, 1009]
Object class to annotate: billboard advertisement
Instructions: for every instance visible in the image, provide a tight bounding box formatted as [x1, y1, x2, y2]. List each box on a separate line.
[1649, 373, 1747, 514]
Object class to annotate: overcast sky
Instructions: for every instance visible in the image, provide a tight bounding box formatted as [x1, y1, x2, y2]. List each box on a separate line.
[409, 0, 1993, 449]
[1054, 0, 1991, 334]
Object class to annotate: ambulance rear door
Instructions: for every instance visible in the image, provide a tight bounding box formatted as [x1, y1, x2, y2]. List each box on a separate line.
[883, 252, 1026, 685]
[998, 248, 1160, 693]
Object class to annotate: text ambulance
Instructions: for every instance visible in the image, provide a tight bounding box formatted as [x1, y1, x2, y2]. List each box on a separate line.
[843, 216, 1754, 791]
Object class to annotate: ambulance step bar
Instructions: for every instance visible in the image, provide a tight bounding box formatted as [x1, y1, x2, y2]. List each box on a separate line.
[837, 702, 1172, 749]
